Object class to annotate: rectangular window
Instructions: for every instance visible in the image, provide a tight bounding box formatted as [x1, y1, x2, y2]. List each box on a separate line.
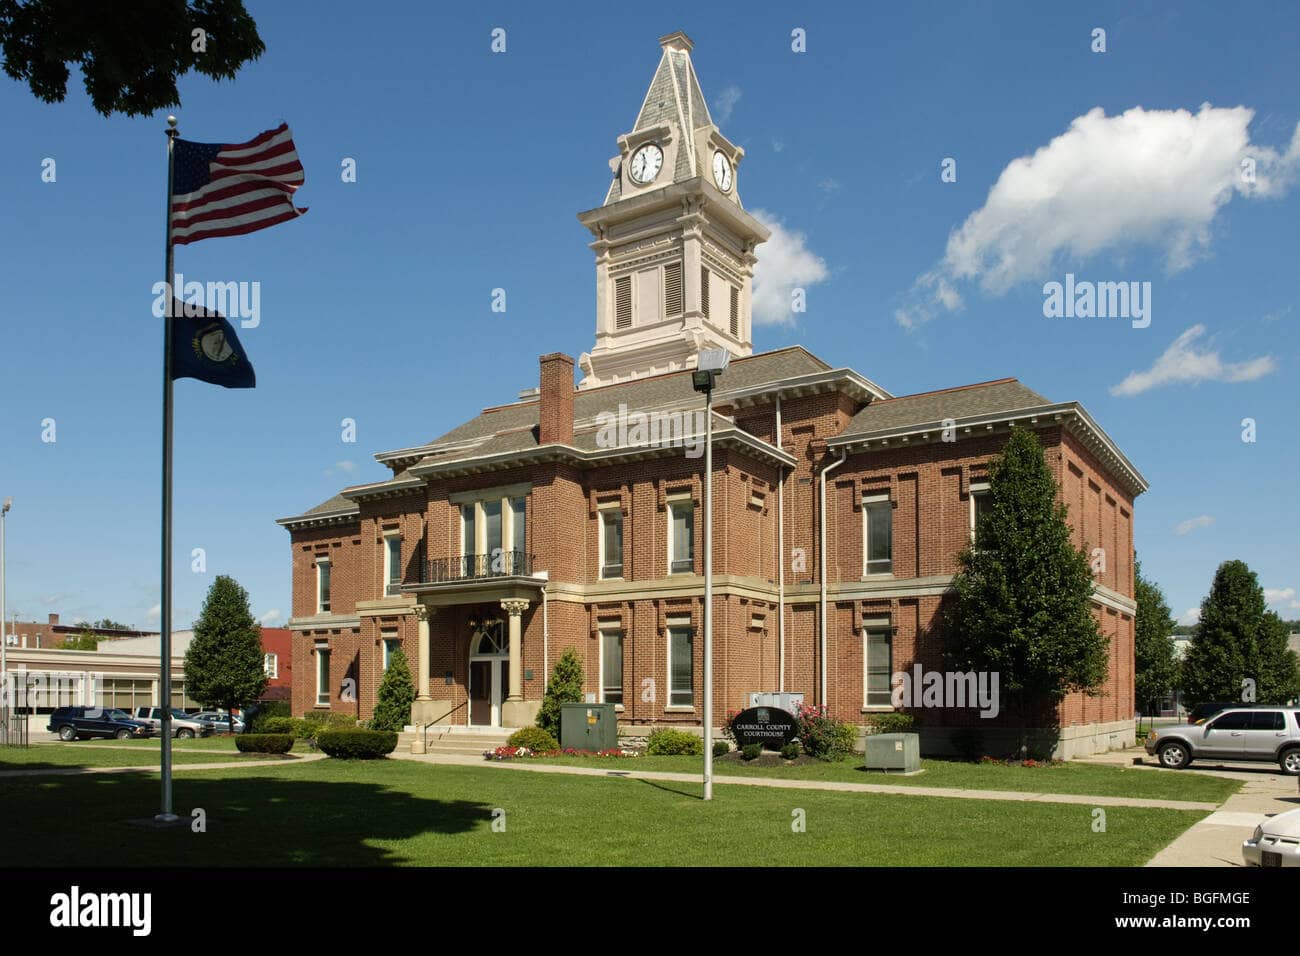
[664, 261, 683, 316]
[510, 497, 526, 560]
[863, 495, 893, 574]
[669, 626, 693, 707]
[382, 635, 400, 671]
[384, 534, 402, 596]
[315, 647, 331, 706]
[970, 481, 990, 546]
[669, 500, 694, 574]
[601, 630, 624, 705]
[864, 629, 892, 707]
[600, 509, 623, 579]
[615, 275, 632, 329]
[700, 266, 710, 319]
[483, 499, 503, 560]
[263, 653, 278, 679]
[316, 559, 331, 613]
[729, 285, 739, 336]
[461, 504, 476, 558]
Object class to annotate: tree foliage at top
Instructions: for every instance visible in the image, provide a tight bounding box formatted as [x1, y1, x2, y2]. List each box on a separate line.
[0, 0, 264, 117]
[1133, 557, 1179, 716]
[536, 648, 585, 738]
[184, 574, 266, 716]
[1181, 560, 1300, 705]
[59, 631, 99, 650]
[944, 429, 1109, 726]
[371, 647, 415, 732]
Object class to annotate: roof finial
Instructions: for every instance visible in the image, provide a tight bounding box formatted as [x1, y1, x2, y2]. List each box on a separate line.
[659, 31, 694, 53]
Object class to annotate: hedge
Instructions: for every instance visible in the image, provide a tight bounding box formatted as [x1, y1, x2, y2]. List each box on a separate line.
[646, 728, 702, 756]
[507, 727, 559, 752]
[259, 716, 296, 736]
[234, 734, 294, 754]
[316, 729, 398, 759]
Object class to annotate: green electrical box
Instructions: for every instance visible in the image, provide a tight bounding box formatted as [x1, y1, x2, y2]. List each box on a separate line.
[863, 733, 921, 773]
[560, 702, 618, 752]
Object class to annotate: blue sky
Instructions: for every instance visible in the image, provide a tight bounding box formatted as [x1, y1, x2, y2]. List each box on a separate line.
[0, 0, 1296, 632]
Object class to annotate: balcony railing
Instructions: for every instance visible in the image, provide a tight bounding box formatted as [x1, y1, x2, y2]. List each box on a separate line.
[423, 551, 535, 583]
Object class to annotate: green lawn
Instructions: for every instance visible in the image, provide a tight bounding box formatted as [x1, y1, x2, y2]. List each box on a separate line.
[0, 742, 297, 770]
[76, 736, 245, 751]
[0, 758, 1206, 866]
[528, 753, 1241, 803]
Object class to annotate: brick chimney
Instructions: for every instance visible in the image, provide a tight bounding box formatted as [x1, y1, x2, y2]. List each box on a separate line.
[538, 353, 575, 446]
[48, 613, 59, 626]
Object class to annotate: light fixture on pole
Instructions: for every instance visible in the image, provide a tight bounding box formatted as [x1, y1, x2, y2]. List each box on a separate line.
[693, 348, 728, 802]
[1, 497, 10, 721]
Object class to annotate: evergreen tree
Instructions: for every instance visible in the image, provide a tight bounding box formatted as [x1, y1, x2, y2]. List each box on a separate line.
[1182, 560, 1300, 705]
[184, 575, 266, 728]
[371, 647, 415, 732]
[536, 648, 585, 738]
[1134, 558, 1179, 722]
[944, 429, 1109, 746]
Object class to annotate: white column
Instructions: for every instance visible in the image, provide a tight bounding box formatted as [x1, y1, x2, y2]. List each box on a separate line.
[414, 605, 431, 700]
[500, 599, 529, 701]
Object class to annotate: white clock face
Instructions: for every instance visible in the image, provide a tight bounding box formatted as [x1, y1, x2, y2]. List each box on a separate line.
[629, 143, 664, 184]
[712, 151, 733, 192]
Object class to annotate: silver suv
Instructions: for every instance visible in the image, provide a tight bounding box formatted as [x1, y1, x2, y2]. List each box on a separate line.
[1146, 707, 1300, 775]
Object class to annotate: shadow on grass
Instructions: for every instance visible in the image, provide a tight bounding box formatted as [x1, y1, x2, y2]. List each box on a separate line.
[0, 766, 494, 867]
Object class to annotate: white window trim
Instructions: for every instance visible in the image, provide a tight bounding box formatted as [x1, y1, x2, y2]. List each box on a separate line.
[598, 627, 624, 710]
[969, 481, 990, 543]
[264, 653, 278, 679]
[315, 645, 331, 707]
[861, 493, 893, 577]
[666, 624, 694, 709]
[862, 627, 894, 710]
[381, 633, 399, 671]
[598, 505, 624, 580]
[667, 499, 694, 575]
[316, 558, 331, 614]
[460, 494, 527, 561]
[383, 532, 402, 595]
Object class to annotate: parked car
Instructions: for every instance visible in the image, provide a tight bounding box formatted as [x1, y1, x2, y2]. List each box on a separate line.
[190, 711, 246, 734]
[46, 706, 153, 741]
[1242, 807, 1300, 867]
[1187, 701, 1241, 724]
[132, 707, 213, 738]
[1146, 707, 1300, 774]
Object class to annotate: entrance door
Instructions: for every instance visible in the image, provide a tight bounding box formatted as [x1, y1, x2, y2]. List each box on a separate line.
[469, 622, 509, 727]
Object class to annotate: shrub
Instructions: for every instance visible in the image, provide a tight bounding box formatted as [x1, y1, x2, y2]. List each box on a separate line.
[299, 712, 358, 739]
[316, 729, 398, 759]
[796, 704, 859, 761]
[234, 734, 293, 754]
[248, 700, 292, 733]
[741, 743, 762, 761]
[712, 740, 730, 758]
[780, 741, 801, 760]
[259, 716, 296, 735]
[508, 726, 559, 752]
[371, 647, 416, 732]
[950, 727, 985, 761]
[864, 712, 915, 735]
[536, 649, 585, 738]
[646, 728, 702, 756]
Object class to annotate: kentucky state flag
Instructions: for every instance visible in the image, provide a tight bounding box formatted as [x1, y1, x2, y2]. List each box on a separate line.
[169, 299, 256, 389]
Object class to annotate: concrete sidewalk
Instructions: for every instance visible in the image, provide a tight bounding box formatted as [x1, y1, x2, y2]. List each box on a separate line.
[1146, 768, 1299, 866]
[387, 750, 1219, 811]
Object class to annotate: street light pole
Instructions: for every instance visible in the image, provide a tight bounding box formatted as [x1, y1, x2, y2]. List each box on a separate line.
[692, 349, 728, 803]
[1, 497, 11, 723]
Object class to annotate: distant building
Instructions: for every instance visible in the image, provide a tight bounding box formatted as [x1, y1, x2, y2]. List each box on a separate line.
[1, 613, 157, 650]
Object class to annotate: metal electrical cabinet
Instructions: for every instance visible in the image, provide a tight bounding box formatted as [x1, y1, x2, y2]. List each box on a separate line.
[864, 733, 921, 772]
[560, 702, 618, 751]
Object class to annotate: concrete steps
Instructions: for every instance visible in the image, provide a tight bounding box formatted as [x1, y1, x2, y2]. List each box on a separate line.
[399, 725, 516, 756]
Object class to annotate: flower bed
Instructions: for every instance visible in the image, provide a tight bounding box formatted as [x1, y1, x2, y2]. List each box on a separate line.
[978, 755, 1065, 768]
[484, 746, 639, 761]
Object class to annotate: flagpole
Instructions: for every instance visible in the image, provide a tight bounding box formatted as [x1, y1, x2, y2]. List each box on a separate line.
[158, 114, 179, 823]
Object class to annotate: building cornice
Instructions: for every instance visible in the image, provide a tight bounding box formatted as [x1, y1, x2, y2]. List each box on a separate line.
[287, 614, 362, 631]
[715, 367, 893, 408]
[275, 507, 360, 532]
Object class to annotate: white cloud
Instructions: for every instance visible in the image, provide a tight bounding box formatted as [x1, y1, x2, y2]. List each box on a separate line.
[324, 460, 357, 477]
[1264, 587, 1300, 611]
[41, 591, 77, 606]
[897, 104, 1300, 327]
[144, 603, 161, 623]
[1174, 514, 1215, 536]
[771, 138, 785, 153]
[1110, 325, 1277, 396]
[259, 609, 283, 625]
[750, 210, 830, 327]
[712, 85, 742, 124]
[1178, 607, 1201, 626]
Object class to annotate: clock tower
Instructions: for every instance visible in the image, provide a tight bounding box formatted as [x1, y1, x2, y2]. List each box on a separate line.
[576, 31, 770, 389]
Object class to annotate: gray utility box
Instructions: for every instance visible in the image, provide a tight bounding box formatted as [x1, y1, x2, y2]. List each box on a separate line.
[747, 692, 805, 713]
[560, 702, 618, 752]
[864, 733, 921, 772]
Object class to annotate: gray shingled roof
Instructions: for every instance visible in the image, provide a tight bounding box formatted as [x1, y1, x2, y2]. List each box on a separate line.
[839, 379, 1050, 438]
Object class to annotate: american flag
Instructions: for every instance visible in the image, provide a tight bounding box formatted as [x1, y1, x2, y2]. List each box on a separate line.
[170, 123, 307, 246]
